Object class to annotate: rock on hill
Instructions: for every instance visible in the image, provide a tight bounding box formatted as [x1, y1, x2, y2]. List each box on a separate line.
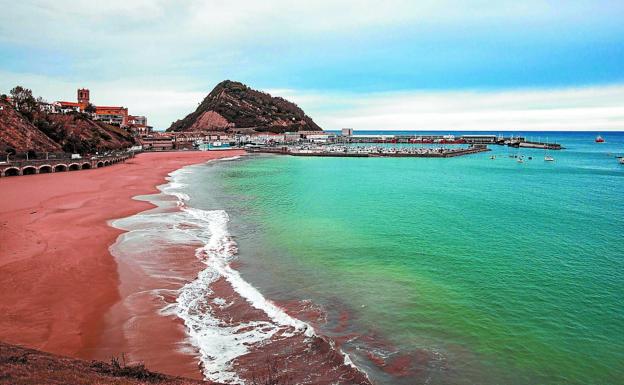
[168, 80, 322, 133]
[0, 99, 135, 155]
[0, 99, 61, 153]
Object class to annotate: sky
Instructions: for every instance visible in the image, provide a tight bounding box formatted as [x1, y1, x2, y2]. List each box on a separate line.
[1, 0, 623, 131]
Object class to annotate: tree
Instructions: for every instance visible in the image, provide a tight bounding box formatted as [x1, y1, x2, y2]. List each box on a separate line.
[85, 103, 97, 113]
[10, 86, 37, 113]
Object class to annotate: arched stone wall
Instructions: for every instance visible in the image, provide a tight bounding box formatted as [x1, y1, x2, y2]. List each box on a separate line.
[22, 166, 37, 175]
[4, 167, 20, 176]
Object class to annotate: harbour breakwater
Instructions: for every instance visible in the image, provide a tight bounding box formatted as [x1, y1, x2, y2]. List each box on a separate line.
[247, 145, 490, 158]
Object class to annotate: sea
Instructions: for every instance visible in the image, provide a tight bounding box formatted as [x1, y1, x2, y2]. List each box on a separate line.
[114, 131, 623, 385]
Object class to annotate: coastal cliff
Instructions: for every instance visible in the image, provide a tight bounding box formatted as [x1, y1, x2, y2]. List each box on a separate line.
[0, 97, 136, 155]
[168, 80, 322, 133]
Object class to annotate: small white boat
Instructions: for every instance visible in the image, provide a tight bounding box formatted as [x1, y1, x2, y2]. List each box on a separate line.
[619, 157, 624, 165]
[517, 158, 524, 163]
[212, 141, 223, 147]
[544, 137, 554, 161]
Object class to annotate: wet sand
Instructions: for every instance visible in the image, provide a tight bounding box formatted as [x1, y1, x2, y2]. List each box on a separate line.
[0, 150, 244, 379]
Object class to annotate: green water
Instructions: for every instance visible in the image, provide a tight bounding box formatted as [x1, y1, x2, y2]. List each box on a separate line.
[187, 133, 624, 385]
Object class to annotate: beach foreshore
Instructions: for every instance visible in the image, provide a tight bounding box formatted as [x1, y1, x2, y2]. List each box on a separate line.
[0, 150, 244, 379]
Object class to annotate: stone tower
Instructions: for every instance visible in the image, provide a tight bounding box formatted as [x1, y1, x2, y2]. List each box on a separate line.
[77, 88, 90, 104]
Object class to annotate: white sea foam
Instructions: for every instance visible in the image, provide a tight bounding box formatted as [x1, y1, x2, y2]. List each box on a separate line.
[113, 158, 365, 384]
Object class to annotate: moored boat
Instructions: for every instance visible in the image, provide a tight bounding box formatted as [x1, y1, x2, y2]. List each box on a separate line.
[544, 137, 555, 161]
[595, 135, 605, 143]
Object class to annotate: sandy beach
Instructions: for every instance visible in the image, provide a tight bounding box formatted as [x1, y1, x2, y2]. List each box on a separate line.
[0, 150, 244, 378]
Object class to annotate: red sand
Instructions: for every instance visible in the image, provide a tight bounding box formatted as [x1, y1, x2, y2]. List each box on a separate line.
[0, 150, 244, 379]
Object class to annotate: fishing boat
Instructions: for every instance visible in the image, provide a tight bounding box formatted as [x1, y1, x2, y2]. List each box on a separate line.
[595, 135, 605, 143]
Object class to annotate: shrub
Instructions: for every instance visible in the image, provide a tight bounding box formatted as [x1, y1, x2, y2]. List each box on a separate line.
[91, 354, 166, 382]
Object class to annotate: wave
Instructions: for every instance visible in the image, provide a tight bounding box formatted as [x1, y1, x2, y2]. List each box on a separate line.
[114, 158, 366, 384]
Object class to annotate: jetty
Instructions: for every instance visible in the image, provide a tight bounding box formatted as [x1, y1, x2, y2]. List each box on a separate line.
[334, 134, 564, 150]
[246, 144, 490, 158]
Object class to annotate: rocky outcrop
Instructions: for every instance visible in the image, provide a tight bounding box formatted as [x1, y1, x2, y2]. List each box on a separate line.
[168, 80, 322, 133]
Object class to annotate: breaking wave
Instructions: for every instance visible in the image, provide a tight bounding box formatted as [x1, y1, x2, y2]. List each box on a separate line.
[112, 159, 364, 384]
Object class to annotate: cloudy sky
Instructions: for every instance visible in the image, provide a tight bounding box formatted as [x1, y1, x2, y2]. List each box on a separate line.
[1, 0, 623, 130]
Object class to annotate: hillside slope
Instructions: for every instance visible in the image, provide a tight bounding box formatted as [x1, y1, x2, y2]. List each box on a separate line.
[0, 99, 61, 153]
[168, 80, 322, 133]
[0, 99, 136, 155]
[33, 113, 136, 154]
[0, 342, 210, 385]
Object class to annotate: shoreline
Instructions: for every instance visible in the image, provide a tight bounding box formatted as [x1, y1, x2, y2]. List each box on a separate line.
[0, 150, 245, 375]
[102, 157, 372, 384]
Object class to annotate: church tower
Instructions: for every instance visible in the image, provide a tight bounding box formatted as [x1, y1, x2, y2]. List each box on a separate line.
[77, 88, 90, 105]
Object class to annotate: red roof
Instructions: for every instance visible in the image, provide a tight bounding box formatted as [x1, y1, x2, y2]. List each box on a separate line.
[57, 101, 82, 107]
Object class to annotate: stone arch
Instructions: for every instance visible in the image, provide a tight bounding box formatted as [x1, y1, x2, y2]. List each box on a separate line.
[39, 165, 53, 174]
[22, 166, 37, 175]
[81, 162, 92, 169]
[68, 163, 80, 171]
[96, 161, 104, 168]
[104, 160, 110, 166]
[54, 164, 67, 172]
[4, 167, 20, 176]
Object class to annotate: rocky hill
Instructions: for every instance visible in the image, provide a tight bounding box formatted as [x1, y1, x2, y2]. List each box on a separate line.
[0, 98, 135, 155]
[168, 80, 322, 133]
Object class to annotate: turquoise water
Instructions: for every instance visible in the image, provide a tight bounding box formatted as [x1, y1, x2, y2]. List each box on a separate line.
[184, 132, 624, 385]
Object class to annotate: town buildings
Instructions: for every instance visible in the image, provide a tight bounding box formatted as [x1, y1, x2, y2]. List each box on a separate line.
[55, 88, 151, 134]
